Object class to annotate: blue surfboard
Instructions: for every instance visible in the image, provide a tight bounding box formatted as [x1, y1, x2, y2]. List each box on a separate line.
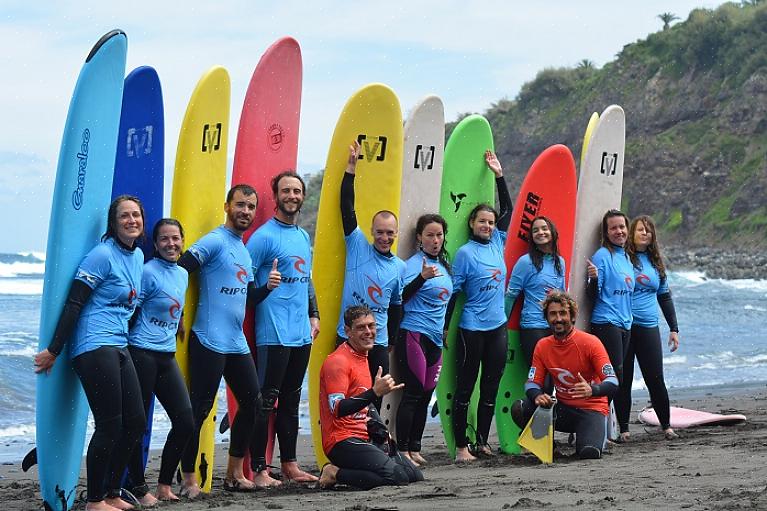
[35, 30, 127, 511]
[112, 66, 165, 489]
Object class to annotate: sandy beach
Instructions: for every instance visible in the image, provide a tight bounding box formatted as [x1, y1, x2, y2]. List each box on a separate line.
[3, 386, 766, 511]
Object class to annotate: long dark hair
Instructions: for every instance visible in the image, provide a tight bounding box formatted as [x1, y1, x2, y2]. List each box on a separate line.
[415, 213, 451, 274]
[467, 203, 498, 230]
[528, 215, 563, 275]
[152, 218, 185, 260]
[102, 194, 145, 245]
[626, 215, 667, 280]
[600, 209, 630, 253]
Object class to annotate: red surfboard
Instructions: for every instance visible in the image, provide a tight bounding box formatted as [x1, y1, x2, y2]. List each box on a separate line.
[225, 36, 302, 478]
[496, 144, 577, 454]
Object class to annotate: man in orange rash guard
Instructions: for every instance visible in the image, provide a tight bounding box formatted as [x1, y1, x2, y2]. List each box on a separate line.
[318, 305, 409, 489]
[511, 290, 618, 459]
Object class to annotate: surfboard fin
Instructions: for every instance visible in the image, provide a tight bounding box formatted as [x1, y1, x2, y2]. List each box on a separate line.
[430, 401, 439, 418]
[219, 413, 230, 434]
[517, 405, 554, 464]
[608, 402, 620, 441]
[22, 447, 37, 472]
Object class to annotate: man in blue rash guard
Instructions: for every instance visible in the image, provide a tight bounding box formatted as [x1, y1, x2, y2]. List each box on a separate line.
[176, 184, 280, 495]
[246, 171, 320, 486]
[337, 140, 406, 411]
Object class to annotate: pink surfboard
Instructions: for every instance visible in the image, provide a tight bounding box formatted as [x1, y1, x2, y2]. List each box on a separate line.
[225, 36, 302, 478]
[639, 406, 747, 428]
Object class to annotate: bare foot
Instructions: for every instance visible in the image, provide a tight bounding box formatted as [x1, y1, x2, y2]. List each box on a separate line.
[251, 470, 282, 488]
[317, 464, 339, 489]
[664, 428, 679, 440]
[224, 475, 257, 491]
[138, 493, 159, 508]
[402, 452, 421, 467]
[281, 461, 318, 482]
[179, 483, 201, 500]
[619, 431, 631, 443]
[104, 497, 134, 510]
[455, 447, 476, 463]
[156, 484, 180, 501]
[410, 452, 427, 465]
[85, 501, 121, 511]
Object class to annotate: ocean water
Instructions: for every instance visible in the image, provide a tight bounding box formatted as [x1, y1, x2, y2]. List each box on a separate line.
[1, 252, 765, 462]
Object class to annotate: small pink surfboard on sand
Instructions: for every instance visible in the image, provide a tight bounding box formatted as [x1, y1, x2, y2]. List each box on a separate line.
[639, 406, 747, 428]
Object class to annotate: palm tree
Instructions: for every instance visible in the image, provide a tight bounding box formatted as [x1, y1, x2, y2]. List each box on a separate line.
[658, 12, 679, 30]
[577, 59, 595, 70]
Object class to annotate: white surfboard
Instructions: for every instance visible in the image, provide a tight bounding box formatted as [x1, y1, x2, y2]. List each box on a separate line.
[568, 105, 626, 329]
[381, 95, 445, 438]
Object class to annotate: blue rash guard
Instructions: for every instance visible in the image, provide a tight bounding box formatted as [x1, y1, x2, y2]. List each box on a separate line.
[335, 227, 406, 346]
[186, 225, 254, 354]
[452, 228, 508, 331]
[70, 238, 143, 358]
[246, 217, 312, 347]
[128, 257, 188, 353]
[631, 252, 670, 328]
[400, 252, 453, 347]
[506, 253, 566, 329]
[590, 245, 634, 330]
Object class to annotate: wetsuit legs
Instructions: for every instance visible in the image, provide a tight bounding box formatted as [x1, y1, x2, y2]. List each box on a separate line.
[128, 346, 194, 488]
[73, 347, 145, 502]
[328, 438, 409, 490]
[252, 344, 311, 469]
[395, 330, 442, 452]
[367, 344, 389, 412]
[453, 325, 507, 448]
[590, 323, 630, 397]
[519, 328, 553, 395]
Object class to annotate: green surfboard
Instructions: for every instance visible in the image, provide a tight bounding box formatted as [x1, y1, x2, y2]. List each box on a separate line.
[436, 114, 495, 457]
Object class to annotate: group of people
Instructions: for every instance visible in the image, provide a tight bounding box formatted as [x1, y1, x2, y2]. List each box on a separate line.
[33, 141, 681, 510]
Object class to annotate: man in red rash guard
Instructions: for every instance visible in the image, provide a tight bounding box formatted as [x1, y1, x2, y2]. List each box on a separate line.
[318, 305, 409, 489]
[511, 290, 618, 459]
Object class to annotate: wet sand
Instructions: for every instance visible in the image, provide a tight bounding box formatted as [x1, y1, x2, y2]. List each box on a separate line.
[3, 386, 766, 510]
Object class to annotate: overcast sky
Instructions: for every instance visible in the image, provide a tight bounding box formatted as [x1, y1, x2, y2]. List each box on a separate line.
[0, 0, 723, 252]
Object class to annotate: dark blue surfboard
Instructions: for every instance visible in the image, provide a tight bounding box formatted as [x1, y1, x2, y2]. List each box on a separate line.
[111, 66, 165, 487]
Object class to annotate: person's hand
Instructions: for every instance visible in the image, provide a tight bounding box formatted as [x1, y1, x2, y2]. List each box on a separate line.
[668, 331, 680, 352]
[34, 349, 57, 375]
[267, 259, 281, 290]
[571, 373, 594, 399]
[420, 257, 441, 280]
[372, 366, 404, 397]
[310, 317, 320, 341]
[586, 259, 598, 279]
[176, 320, 186, 341]
[346, 140, 361, 174]
[534, 393, 554, 408]
[485, 150, 503, 177]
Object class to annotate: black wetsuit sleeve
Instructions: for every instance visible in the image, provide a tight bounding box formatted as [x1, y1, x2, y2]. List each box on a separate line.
[128, 306, 141, 331]
[47, 280, 93, 356]
[444, 293, 459, 330]
[387, 304, 402, 347]
[590, 381, 618, 398]
[586, 276, 598, 300]
[336, 388, 377, 417]
[247, 281, 271, 307]
[340, 172, 358, 236]
[308, 278, 320, 320]
[658, 292, 679, 332]
[402, 275, 426, 303]
[495, 175, 513, 233]
[526, 387, 543, 402]
[177, 251, 200, 274]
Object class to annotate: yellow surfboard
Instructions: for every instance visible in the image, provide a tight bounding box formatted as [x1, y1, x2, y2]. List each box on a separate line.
[580, 112, 599, 170]
[170, 66, 230, 492]
[308, 84, 403, 467]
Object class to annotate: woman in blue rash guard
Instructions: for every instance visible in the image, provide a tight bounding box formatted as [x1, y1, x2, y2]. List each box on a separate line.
[616, 215, 680, 441]
[395, 213, 453, 467]
[34, 195, 147, 511]
[505, 215, 566, 392]
[587, 209, 634, 418]
[449, 151, 513, 462]
[125, 219, 193, 504]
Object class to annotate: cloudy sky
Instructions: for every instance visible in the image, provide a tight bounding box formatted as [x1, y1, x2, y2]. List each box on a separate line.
[1, 0, 722, 252]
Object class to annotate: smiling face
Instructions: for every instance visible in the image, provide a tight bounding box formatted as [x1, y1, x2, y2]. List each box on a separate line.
[154, 223, 184, 262]
[417, 221, 445, 257]
[344, 313, 377, 353]
[274, 175, 305, 221]
[470, 210, 496, 240]
[531, 218, 553, 251]
[115, 200, 144, 247]
[545, 301, 574, 338]
[606, 215, 628, 247]
[371, 212, 398, 253]
[224, 189, 258, 233]
[632, 220, 652, 251]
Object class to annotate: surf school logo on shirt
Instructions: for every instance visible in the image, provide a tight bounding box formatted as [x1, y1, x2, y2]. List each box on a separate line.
[282, 256, 311, 284]
[613, 273, 633, 295]
[365, 275, 384, 305]
[328, 393, 344, 414]
[162, 292, 182, 319]
[437, 287, 450, 301]
[235, 264, 248, 284]
[480, 268, 503, 292]
[220, 264, 248, 295]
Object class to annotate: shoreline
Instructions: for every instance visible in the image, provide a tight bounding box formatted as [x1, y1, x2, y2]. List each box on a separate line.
[3, 385, 766, 510]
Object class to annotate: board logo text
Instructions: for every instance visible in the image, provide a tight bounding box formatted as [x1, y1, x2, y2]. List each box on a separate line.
[600, 152, 618, 176]
[202, 123, 222, 153]
[72, 128, 91, 211]
[414, 144, 435, 171]
[126, 125, 154, 158]
[268, 123, 284, 152]
[356, 134, 387, 162]
[516, 192, 542, 243]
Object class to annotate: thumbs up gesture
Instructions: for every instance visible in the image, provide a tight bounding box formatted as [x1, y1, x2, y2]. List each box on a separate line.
[267, 258, 281, 290]
[420, 256, 441, 280]
[571, 372, 594, 399]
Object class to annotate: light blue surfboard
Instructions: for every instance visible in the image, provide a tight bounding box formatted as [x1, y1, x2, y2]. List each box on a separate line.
[35, 30, 127, 511]
[112, 65, 164, 488]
